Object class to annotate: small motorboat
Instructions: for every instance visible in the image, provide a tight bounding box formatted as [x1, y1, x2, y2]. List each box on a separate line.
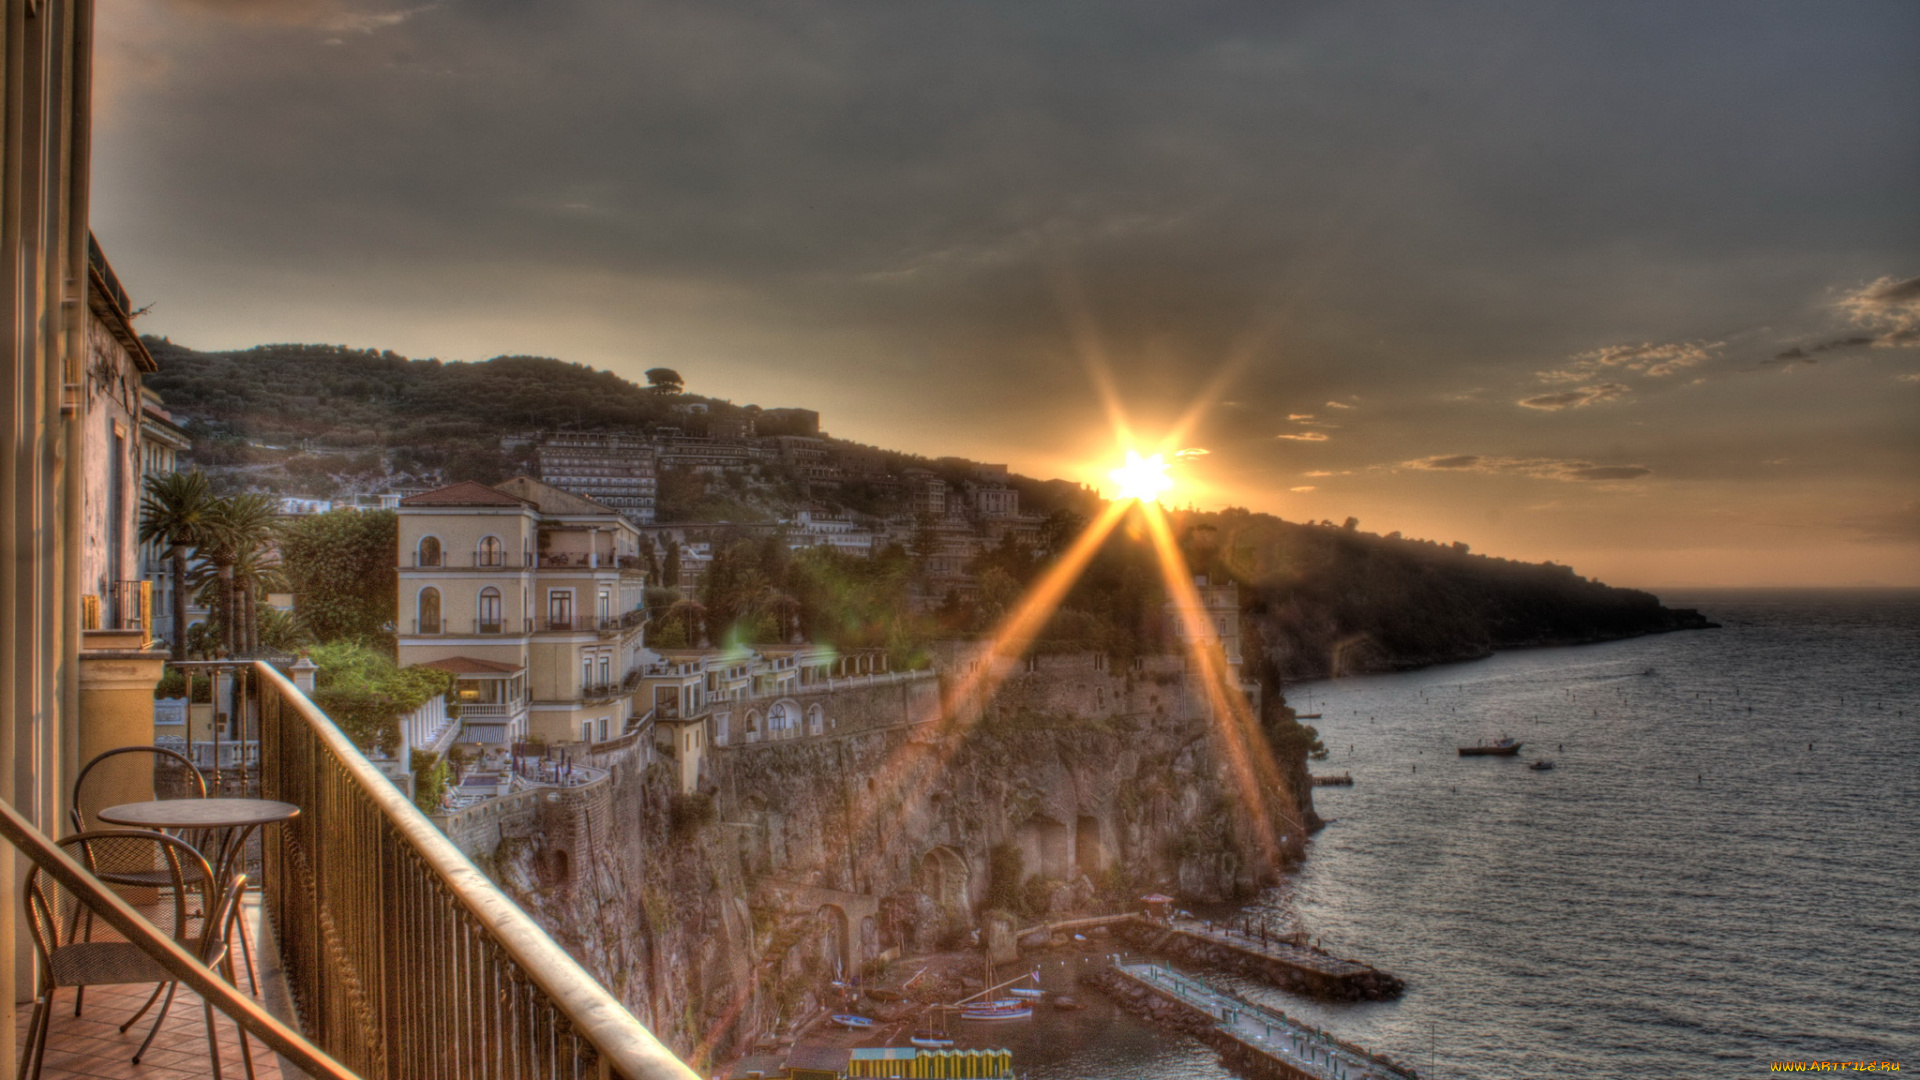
[1009, 987, 1045, 999]
[1296, 712, 1323, 720]
[1459, 738, 1522, 757]
[960, 999, 1033, 1021]
[1529, 759, 1555, 771]
[831, 1014, 875, 1029]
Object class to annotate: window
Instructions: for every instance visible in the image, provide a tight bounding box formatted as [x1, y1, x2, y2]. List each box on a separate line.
[417, 587, 441, 634]
[582, 656, 594, 691]
[418, 536, 442, 567]
[582, 721, 594, 743]
[478, 535, 504, 567]
[548, 590, 574, 629]
[599, 655, 611, 687]
[598, 717, 610, 742]
[598, 590, 612, 624]
[478, 587, 503, 633]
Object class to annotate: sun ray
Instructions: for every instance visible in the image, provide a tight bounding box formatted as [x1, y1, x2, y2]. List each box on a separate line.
[1051, 263, 1138, 449]
[835, 498, 1134, 852]
[1138, 500, 1297, 867]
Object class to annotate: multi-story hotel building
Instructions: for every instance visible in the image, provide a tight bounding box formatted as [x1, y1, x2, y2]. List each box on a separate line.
[396, 477, 650, 746]
[535, 431, 659, 524]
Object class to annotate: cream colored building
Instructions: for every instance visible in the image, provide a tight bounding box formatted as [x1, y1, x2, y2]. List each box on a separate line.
[396, 477, 649, 747]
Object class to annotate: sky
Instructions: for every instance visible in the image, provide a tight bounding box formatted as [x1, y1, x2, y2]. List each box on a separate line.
[91, 0, 1920, 587]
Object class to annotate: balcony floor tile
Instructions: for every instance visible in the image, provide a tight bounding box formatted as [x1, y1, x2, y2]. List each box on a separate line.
[15, 979, 282, 1080]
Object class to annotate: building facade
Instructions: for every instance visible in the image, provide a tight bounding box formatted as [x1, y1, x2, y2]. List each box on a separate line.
[535, 432, 659, 524]
[395, 477, 651, 746]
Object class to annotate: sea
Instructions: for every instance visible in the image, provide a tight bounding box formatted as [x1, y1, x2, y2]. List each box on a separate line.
[967, 589, 1920, 1079]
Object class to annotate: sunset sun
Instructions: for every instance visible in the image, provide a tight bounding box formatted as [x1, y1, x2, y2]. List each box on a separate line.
[1110, 449, 1175, 503]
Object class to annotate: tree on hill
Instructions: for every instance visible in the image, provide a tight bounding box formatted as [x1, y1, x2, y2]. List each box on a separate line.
[645, 367, 684, 394]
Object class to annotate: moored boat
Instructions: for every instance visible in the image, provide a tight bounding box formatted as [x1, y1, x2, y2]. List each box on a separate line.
[1529, 759, 1555, 771]
[1459, 737, 1522, 757]
[960, 999, 1033, 1021]
[831, 1013, 875, 1029]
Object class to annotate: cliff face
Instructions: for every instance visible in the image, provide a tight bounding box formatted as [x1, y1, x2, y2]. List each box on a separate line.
[489, 663, 1306, 1069]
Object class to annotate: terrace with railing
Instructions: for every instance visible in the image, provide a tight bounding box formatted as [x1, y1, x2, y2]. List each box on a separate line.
[5, 659, 698, 1080]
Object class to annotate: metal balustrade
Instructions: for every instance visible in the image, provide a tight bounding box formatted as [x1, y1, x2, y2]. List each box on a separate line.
[251, 660, 697, 1080]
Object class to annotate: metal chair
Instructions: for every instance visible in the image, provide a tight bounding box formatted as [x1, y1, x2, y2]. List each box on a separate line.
[70, 744, 259, 993]
[18, 828, 255, 1080]
[70, 744, 209, 834]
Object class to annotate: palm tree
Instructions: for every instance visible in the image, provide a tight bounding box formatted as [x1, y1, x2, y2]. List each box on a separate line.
[138, 471, 219, 661]
[227, 534, 289, 655]
[194, 493, 283, 655]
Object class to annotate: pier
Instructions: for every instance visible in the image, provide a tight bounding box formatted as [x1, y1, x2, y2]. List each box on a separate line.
[1118, 918, 1405, 1000]
[1089, 958, 1419, 1080]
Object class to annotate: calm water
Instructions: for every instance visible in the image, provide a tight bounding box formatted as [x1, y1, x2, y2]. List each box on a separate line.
[985, 589, 1920, 1079]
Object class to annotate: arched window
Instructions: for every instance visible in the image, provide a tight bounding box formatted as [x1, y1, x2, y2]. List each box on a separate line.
[417, 536, 442, 567]
[478, 587, 503, 633]
[746, 710, 762, 742]
[807, 704, 824, 736]
[477, 535, 504, 567]
[417, 587, 441, 634]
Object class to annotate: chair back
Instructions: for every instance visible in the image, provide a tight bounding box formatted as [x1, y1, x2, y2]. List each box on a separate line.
[22, 829, 220, 977]
[71, 745, 207, 834]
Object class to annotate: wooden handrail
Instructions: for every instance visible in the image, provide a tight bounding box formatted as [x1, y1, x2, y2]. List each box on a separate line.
[0, 795, 360, 1080]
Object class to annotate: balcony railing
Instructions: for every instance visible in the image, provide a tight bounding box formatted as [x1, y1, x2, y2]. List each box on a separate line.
[409, 552, 535, 569]
[251, 660, 697, 1080]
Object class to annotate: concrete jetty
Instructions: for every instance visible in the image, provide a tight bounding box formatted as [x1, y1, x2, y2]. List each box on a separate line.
[1087, 959, 1419, 1080]
[1117, 918, 1405, 1001]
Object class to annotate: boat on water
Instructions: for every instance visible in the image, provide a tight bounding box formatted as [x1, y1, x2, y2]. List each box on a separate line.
[1296, 712, 1323, 719]
[1529, 759, 1555, 771]
[831, 1014, 875, 1029]
[960, 999, 1033, 1021]
[1459, 737, 1523, 757]
[1008, 987, 1045, 999]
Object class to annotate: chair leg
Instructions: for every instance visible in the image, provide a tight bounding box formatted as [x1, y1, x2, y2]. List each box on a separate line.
[132, 982, 177, 1064]
[203, 999, 224, 1080]
[15, 992, 44, 1080]
[223, 952, 258, 1080]
[231, 882, 259, 994]
[118, 981, 167, 1033]
[71, 985, 82, 1018]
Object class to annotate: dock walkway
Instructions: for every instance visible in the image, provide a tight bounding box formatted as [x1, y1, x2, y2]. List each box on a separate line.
[1117, 919, 1404, 1000]
[1102, 959, 1418, 1080]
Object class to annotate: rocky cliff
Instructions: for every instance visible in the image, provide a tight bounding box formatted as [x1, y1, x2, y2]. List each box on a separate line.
[487, 666, 1305, 1070]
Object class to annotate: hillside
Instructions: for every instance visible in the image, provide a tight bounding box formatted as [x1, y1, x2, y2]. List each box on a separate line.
[143, 337, 1715, 681]
[1176, 508, 1717, 682]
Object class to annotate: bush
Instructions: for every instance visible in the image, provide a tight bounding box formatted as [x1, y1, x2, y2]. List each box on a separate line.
[308, 640, 454, 754]
[412, 750, 449, 811]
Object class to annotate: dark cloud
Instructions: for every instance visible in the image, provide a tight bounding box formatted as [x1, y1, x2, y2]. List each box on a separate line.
[1424, 455, 1482, 469]
[85, 1, 1920, 580]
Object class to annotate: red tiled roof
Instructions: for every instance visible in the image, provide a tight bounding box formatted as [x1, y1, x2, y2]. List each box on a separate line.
[413, 656, 524, 675]
[398, 481, 529, 508]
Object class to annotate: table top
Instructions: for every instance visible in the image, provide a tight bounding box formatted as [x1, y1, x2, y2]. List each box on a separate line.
[98, 797, 300, 830]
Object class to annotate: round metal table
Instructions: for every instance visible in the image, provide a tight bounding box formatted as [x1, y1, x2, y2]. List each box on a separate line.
[97, 797, 299, 883]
